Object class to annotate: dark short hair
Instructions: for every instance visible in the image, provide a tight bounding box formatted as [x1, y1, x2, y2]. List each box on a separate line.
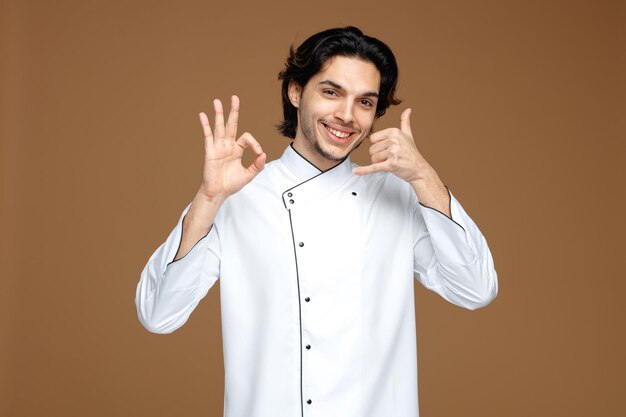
[277, 26, 401, 138]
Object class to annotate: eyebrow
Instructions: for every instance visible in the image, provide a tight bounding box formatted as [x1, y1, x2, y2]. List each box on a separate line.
[319, 80, 379, 99]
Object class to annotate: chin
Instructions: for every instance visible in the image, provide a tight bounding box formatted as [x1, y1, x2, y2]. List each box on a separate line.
[315, 138, 358, 163]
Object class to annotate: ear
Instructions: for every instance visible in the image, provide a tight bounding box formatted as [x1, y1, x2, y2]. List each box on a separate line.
[288, 81, 302, 108]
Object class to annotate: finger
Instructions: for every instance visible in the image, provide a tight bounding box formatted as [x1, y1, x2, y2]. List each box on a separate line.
[400, 108, 412, 136]
[199, 112, 214, 145]
[237, 132, 264, 155]
[352, 161, 389, 176]
[371, 145, 402, 164]
[225, 95, 239, 140]
[370, 126, 406, 144]
[369, 129, 391, 144]
[368, 139, 393, 156]
[247, 152, 266, 177]
[370, 150, 390, 164]
[238, 132, 266, 177]
[213, 99, 226, 140]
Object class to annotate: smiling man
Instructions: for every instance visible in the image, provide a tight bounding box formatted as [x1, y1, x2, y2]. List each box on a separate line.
[136, 27, 498, 417]
[288, 56, 380, 166]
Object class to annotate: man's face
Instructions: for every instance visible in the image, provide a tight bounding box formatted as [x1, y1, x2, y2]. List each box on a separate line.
[289, 56, 381, 171]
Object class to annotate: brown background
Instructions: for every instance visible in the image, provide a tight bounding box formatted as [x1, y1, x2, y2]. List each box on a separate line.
[1, 0, 624, 416]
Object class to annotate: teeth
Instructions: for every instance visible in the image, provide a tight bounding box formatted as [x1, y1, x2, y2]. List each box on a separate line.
[326, 126, 351, 139]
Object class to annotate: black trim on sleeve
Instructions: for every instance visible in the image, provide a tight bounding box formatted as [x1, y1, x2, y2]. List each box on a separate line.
[166, 214, 213, 267]
[418, 187, 466, 233]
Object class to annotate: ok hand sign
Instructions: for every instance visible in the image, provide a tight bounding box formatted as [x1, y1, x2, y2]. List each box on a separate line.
[197, 95, 266, 204]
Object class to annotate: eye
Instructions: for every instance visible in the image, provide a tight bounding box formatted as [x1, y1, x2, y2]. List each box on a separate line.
[322, 89, 338, 96]
[360, 99, 374, 108]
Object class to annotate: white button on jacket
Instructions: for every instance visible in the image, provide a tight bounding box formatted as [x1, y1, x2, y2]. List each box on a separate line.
[136, 145, 498, 417]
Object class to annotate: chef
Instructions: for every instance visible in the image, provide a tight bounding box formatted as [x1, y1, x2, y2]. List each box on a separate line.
[136, 26, 498, 417]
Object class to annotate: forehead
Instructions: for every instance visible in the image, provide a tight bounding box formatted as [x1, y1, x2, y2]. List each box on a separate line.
[308, 56, 381, 94]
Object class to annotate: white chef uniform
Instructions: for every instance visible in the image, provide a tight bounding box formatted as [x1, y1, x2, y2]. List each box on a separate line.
[136, 144, 498, 417]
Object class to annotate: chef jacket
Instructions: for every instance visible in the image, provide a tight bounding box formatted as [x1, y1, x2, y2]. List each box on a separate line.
[136, 144, 498, 417]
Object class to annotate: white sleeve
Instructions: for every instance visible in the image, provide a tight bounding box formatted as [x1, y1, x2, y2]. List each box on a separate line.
[413, 189, 498, 310]
[135, 204, 221, 333]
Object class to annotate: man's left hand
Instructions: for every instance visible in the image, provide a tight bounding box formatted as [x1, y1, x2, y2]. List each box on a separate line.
[352, 108, 451, 217]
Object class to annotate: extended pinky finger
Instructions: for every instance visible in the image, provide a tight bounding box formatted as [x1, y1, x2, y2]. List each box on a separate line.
[352, 162, 388, 176]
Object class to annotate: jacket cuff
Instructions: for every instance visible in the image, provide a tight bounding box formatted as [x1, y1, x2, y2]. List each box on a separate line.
[418, 190, 478, 265]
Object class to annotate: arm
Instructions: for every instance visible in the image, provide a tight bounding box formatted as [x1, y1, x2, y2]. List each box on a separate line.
[354, 108, 497, 309]
[176, 96, 266, 260]
[135, 96, 266, 333]
[413, 189, 498, 309]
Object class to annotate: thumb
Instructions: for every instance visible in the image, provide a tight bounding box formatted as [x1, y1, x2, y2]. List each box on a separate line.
[400, 108, 413, 136]
[248, 152, 266, 176]
[238, 131, 266, 178]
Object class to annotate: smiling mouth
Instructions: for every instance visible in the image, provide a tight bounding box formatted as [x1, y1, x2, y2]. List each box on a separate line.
[322, 123, 356, 143]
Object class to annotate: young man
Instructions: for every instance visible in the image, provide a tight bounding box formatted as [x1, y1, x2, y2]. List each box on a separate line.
[136, 26, 497, 417]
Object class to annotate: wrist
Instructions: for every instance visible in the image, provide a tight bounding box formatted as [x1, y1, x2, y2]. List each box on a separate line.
[193, 189, 227, 209]
[409, 168, 443, 194]
[410, 172, 450, 216]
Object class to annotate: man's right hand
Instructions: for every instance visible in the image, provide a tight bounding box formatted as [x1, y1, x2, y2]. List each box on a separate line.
[197, 95, 266, 204]
[173, 96, 265, 261]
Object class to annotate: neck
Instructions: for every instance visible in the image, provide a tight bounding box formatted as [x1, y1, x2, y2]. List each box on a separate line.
[291, 139, 344, 172]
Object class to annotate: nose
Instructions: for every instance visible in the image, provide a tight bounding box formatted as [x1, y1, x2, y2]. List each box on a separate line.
[334, 99, 354, 124]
